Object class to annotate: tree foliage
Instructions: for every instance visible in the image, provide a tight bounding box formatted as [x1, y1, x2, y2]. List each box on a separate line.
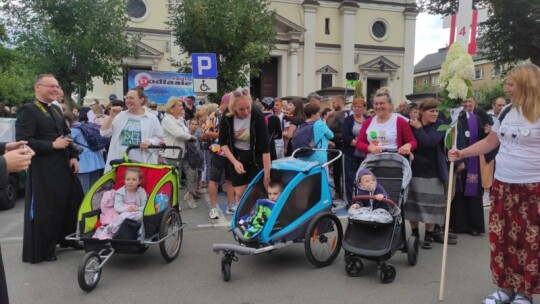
[417, 0, 540, 66]
[167, 0, 276, 100]
[2, 0, 139, 104]
[0, 20, 35, 106]
[476, 81, 505, 107]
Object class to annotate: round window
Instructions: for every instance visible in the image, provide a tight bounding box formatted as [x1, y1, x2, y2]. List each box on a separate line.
[372, 21, 387, 39]
[127, 0, 147, 19]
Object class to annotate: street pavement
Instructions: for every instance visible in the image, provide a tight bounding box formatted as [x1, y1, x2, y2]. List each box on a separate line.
[1, 189, 537, 304]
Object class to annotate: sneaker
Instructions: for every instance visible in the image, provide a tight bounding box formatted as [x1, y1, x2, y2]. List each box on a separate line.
[184, 194, 197, 209]
[225, 205, 237, 215]
[209, 208, 220, 219]
[483, 193, 490, 207]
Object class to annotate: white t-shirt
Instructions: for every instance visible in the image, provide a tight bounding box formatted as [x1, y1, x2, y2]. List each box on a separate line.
[233, 115, 251, 151]
[365, 114, 398, 150]
[492, 106, 540, 183]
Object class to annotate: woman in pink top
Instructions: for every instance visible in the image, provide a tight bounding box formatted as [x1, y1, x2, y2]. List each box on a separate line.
[356, 88, 417, 156]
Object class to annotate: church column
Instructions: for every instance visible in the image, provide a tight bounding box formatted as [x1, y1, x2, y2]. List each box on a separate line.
[302, 0, 320, 96]
[288, 31, 301, 96]
[289, 48, 298, 96]
[403, 6, 419, 96]
[339, 2, 358, 87]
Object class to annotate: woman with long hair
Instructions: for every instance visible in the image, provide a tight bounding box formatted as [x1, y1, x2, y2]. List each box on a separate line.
[283, 97, 306, 156]
[449, 63, 540, 304]
[219, 89, 271, 205]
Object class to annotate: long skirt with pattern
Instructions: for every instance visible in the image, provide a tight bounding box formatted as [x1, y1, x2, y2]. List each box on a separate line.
[490, 179, 540, 296]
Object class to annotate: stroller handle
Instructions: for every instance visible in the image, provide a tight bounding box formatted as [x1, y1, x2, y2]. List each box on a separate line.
[352, 195, 397, 208]
[125, 144, 183, 155]
[291, 148, 343, 168]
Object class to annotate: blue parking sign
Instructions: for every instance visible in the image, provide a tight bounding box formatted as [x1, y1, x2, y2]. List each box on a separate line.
[192, 53, 217, 78]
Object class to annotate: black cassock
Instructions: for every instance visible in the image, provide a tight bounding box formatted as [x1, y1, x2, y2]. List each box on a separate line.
[16, 100, 84, 263]
[0, 143, 10, 302]
[450, 112, 494, 234]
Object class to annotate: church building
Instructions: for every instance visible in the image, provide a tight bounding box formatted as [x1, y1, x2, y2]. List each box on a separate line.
[86, 0, 418, 106]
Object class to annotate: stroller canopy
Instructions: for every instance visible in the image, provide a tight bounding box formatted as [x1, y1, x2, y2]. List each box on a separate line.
[271, 157, 320, 172]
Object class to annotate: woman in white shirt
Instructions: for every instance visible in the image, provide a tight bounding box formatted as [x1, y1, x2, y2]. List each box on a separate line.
[449, 63, 540, 304]
[100, 87, 163, 173]
[161, 97, 198, 209]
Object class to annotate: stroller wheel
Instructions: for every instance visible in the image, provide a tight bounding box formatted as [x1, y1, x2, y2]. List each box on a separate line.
[159, 208, 183, 262]
[379, 264, 396, 284]
[78, 251, 102, 292]
[345, 256, 364, 277]
[304, 212, 343, 268]
[221, 257, 231, 282]
[407, 236, 419, 266]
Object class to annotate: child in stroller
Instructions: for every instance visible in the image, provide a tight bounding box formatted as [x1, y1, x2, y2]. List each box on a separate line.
[238, 181, 283, 239]
[93, 167, 147, 240]
[348, 169, 393, 224]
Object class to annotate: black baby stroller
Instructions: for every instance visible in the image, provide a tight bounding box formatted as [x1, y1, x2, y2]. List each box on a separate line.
[342, 152, 419, 283]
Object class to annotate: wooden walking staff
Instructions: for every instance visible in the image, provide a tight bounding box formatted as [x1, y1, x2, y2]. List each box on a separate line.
[439, 117, 459, 302]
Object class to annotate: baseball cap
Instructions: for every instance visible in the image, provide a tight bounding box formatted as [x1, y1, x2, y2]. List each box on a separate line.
[108, 94, 117, 100]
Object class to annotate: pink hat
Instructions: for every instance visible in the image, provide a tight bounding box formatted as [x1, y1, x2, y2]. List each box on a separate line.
[221, 92, 232, 104]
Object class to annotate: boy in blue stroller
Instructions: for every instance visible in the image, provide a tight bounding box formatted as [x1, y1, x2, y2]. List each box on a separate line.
[238, 181, 283, 239]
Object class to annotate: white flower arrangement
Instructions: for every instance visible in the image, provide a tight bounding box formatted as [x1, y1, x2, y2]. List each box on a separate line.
[439, 43, 475, 104]
[437, 43, 475, 148]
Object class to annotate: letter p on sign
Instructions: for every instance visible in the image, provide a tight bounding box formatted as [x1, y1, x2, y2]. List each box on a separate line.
[192, 53, 217, 78]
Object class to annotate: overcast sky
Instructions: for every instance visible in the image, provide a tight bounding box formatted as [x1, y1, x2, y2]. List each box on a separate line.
[414, 13, 449, 64]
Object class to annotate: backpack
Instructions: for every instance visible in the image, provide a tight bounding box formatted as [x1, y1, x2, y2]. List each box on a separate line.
[186, 139, 203, 169]
[498, 104, 513, 124]
[326, 110, 351, 143]
[291, 121, 319, 157]
[73, 122, 110, 151]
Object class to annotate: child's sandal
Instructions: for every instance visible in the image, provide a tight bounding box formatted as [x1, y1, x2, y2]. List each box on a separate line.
[510, 294, 533, 304]
[483, 289, 513, 304]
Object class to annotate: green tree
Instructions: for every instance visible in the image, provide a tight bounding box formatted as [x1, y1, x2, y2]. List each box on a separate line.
[167, 0, 276, 101]
[0, 20, 35, 107]
[476, 81, 505, 108]
[417, 0, 540, 66]
[3, 0, 139, 105]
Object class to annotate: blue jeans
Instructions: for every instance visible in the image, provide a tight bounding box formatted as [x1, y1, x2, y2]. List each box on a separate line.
[344, 153, 364, 205]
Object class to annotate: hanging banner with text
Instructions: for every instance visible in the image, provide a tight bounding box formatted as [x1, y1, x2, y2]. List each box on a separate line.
[127, 69, 195, 104]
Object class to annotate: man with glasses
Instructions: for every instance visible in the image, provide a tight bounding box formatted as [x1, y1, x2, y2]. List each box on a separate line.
[16, 74, 84, 264]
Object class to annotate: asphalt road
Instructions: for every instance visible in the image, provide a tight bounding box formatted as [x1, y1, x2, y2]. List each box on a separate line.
[2, 190, 535, 304]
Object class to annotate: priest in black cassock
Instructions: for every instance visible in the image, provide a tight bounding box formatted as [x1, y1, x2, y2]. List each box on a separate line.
[449, 98, 495, 236]
[16, 74, 84, 264]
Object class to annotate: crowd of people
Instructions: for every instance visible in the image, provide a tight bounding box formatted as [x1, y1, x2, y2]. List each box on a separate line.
[2, 62, 539, 303]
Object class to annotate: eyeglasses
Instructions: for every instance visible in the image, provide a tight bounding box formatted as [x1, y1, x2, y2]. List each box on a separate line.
[37, 83, 60, 89]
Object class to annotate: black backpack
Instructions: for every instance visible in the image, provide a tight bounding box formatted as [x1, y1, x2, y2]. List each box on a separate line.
[186, 139, 203, 169]
[291, 121, 319, 157]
